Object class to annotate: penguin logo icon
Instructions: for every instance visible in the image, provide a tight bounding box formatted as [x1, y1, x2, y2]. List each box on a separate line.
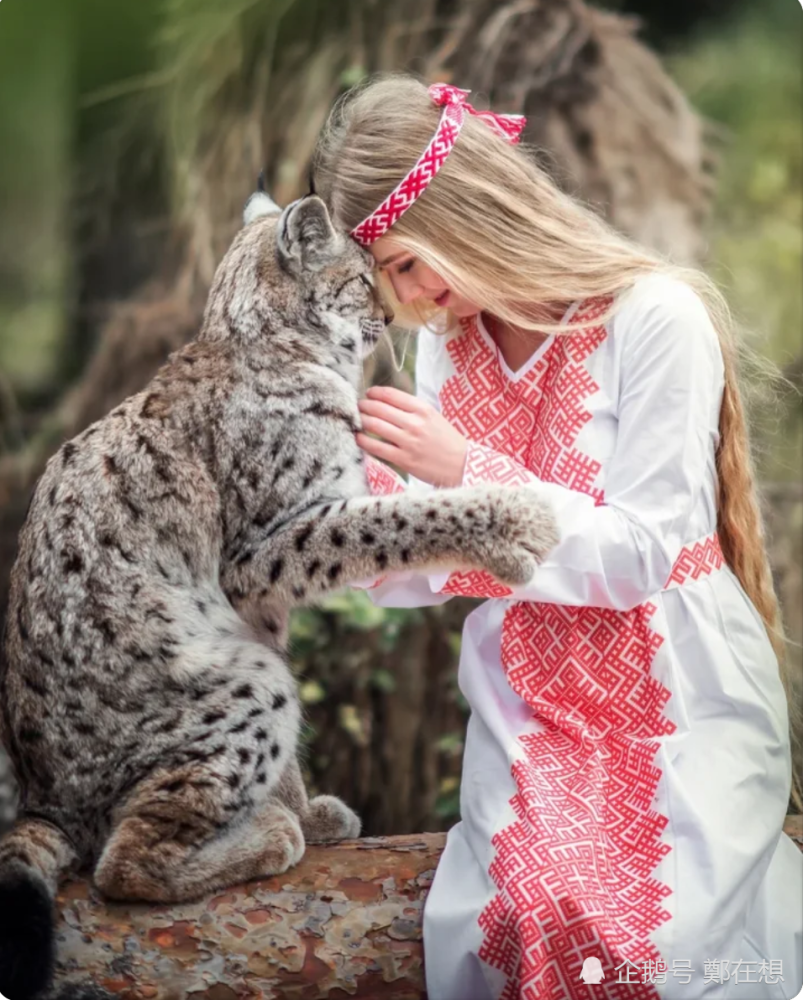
[580, 956, 605, 984]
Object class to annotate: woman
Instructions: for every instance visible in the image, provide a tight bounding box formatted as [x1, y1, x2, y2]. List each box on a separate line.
[312, 75, 803, 1000]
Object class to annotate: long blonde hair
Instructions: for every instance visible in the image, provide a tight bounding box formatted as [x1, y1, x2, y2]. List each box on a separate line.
[313, 73, 801, 808]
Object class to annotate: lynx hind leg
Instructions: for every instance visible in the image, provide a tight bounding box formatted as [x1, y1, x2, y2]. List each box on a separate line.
[274, 757, 361, 844]
[95, 642, 305, 903]
[94, 762, 305, 904]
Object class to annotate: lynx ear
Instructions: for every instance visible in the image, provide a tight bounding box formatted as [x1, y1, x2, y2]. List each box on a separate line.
[277, 195, 341, 272]
[244, 191, 282, 226]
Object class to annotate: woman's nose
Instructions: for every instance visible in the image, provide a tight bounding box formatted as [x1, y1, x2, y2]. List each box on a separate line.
[391, 271, 422, 305]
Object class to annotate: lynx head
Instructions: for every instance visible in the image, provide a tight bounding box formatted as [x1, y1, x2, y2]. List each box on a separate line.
[200, 185, 390, 357]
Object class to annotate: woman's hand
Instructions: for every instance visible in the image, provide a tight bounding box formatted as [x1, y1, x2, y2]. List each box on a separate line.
[356, 386, 468, 488]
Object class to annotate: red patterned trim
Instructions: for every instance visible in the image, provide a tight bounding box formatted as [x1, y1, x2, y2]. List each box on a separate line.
[439, 298, 684, 998]
[463, 441, 536, 488]
[439, 299, 610, 599]
[364, 456, 406, 496]
[664, 533, 723, 590]
[481, 601, 673, 1000]
[479, 529, 725, 999]
[442, 568, 514, 600]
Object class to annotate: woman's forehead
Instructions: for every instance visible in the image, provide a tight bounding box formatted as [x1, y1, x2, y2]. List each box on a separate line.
[370, 236, 408, 267]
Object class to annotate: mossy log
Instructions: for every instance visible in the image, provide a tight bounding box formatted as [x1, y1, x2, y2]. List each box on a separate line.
[52, 820, 803, 999]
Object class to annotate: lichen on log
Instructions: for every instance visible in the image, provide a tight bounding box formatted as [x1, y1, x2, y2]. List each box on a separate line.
[52, 820, 803, 998]
[53, 834, 446, 999]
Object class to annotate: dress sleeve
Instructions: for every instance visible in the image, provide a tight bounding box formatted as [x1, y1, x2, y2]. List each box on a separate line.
[436, 278, 726, 610]
[352, 329, 455, 608]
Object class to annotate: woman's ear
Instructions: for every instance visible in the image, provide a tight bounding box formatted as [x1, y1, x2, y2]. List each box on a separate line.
[276, 196, 342, 272]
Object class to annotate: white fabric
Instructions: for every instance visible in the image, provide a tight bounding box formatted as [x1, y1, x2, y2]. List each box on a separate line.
[364, 275, 803, 1000]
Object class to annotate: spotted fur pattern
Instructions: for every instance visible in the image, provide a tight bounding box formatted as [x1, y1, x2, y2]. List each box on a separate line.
[0, 192, 559, 998]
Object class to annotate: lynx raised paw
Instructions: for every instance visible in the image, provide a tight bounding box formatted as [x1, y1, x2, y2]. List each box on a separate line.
[469, 485, 560, 586]
[301, 794, 362, 843]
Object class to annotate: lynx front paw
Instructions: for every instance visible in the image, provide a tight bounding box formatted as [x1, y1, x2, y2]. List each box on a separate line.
[302, 794, 361, 843]
[473, 486, 560, 586]
[256, 803, 306, 875]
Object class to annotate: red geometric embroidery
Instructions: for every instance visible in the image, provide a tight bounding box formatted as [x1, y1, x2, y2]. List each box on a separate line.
[439, 568, 514, 600]
[463, 442, 535, 487]
[440, 298, 609, 599]
[438, 297, 681, 998]
[664, 533, 723, 589]
[364, 455, 406, 496]
[481, 601, 674, 1000]
[350, 108, 461, 244]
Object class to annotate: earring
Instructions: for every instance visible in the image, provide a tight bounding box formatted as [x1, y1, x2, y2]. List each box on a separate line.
[385, 328, 413, 373]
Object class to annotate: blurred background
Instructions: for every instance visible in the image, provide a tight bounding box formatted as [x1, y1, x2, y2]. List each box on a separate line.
[0, 0, 800, 835]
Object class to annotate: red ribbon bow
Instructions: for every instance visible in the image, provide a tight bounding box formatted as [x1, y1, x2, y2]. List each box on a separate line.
[428, 83, 526, 144]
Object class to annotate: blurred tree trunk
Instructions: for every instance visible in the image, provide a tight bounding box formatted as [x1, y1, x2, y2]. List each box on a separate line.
[3, 0, 796, 838]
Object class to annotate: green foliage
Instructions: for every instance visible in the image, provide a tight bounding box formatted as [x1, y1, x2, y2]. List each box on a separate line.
[299, 678, 326, 704]
[290, 589, 424, 659]
[669, 0, 802, 481]
[159, 0, 287, 164]
[0, 0, 71, 398]
[370, 668, 397, 694]
[435, 732, 464, 755]
[435, 775, 461, 820]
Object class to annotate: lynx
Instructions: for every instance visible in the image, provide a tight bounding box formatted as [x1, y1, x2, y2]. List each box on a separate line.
[0, 188, 559, 999]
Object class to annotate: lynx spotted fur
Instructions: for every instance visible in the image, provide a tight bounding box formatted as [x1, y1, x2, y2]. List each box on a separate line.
[0, 190, 559, 999]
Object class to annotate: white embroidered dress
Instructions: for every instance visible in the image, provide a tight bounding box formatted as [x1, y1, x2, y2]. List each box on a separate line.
[361, 275, 803, 1000]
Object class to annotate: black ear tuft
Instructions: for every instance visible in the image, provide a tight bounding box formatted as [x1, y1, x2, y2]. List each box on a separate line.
[307, 164, 316, 197]
[244, 185, 282, 226]
[257, 169, 266, 193]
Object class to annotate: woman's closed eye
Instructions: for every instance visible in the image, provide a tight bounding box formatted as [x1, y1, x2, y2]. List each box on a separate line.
[397, 258, 415, 274]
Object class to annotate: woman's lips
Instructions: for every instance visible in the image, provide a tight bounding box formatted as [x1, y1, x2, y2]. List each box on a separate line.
[434, 290, 450, 307]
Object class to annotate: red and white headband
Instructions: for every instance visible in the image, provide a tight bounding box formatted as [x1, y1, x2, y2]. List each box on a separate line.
[350, 83, 526, 247]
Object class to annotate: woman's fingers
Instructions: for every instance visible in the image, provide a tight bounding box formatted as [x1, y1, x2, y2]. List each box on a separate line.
[356, 432, 405, 465]
[359, 397, 421, 429]
[364, 385, 428, 413]
[359, 413, 409, 447]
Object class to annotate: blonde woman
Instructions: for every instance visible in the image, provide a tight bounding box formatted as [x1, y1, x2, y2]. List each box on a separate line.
[312, 75, 803, 1000]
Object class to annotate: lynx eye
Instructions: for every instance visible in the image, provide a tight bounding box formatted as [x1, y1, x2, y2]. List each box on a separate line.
[335, 275, 369, 297]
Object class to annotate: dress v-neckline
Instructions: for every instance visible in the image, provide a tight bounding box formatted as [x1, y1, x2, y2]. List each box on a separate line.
[474, 301, 580, 383]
